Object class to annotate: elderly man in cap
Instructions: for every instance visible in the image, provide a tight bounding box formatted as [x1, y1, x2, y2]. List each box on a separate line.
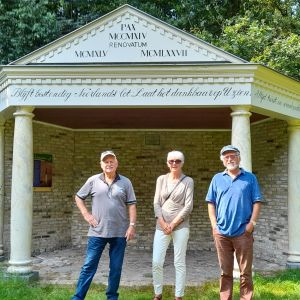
[205, 145, 262, 300]
[72, 150, 137, 300]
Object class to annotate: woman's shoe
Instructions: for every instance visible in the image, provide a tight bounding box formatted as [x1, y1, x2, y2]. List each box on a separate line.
[153, 295, 162, 300]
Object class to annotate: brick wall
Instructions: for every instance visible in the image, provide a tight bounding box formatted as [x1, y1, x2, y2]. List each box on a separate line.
[252, 119, 289, 265]
[2, 118, 289, 266]
[3, 120, 74, 254]
[71, 130, 231, 251]
[31, 122, 75, 254]
[3, 119, 13, 252]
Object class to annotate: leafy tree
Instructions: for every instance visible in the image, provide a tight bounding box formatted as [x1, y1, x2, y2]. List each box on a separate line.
[192, 0, 300, 80]
[48, 0, 244, 35]
[0, 0, 59, 64]
[253, 33, 300, 79]
[0, 0, 299, 80]
[215, 16, 276, 61]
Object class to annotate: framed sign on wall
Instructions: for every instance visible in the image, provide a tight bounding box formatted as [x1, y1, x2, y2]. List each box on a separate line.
[33, 153, 53, 191]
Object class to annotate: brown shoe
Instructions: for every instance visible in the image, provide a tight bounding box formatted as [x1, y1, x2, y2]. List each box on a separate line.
[153, 295, 162, 300]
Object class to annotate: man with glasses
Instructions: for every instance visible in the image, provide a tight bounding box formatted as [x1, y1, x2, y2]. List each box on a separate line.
[72, 150, 137, 300]
[206, 145, 262, 300]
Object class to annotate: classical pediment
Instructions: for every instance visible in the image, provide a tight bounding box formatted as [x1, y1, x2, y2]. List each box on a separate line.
[11, 4, 246, 65]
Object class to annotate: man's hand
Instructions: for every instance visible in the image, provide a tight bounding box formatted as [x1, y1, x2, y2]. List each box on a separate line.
[246, 222, 254, 234]
[75, 196, 98, 227]
[82, 212, 98, 227]
[125, 225, 136, 241]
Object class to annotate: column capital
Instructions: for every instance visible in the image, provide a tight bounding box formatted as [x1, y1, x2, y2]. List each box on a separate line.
[287, 119, 300, 130]
[13, 106, 34, 118]
[230, 105, 252, 117]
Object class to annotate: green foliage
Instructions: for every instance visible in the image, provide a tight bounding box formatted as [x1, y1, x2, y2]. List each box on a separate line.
[253, 33, 300, 79]
[0, 0, 59, 64]
[216, 16, 276, 61]
[201, 0, 300, 80]
[0, 0, 299, 80]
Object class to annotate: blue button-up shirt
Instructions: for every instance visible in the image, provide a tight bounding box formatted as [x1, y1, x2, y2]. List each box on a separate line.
[206, 168, 262, 237]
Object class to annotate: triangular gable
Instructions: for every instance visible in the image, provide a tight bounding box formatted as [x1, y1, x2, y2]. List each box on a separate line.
[11, 4, 247, 65]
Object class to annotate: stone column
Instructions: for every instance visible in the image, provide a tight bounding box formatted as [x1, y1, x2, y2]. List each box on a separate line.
[231, 106, 253, 277]
[231, 106, 252, 171]
[0, 118, 5, 260]
[7, 107, 35, 274]
[287, 120, 300, 268]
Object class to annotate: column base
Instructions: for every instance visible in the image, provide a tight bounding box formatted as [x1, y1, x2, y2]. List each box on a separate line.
[2, 271, 39, 282]
[7, 261, 33, 274]
[286, 262, 300, 269]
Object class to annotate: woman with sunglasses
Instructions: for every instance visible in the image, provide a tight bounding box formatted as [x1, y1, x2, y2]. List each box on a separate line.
[152, 150, 194, 300]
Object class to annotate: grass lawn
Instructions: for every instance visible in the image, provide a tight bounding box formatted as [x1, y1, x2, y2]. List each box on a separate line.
[0, 269, 300, 299]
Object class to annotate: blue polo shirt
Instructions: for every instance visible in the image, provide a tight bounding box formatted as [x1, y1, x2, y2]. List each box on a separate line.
[206, 168, 262, 237]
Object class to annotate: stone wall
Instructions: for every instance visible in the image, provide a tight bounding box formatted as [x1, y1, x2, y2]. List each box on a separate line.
[2, 117, 289, 266]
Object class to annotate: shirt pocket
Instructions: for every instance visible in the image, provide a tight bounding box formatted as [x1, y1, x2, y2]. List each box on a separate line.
[111, 185, 127, 203]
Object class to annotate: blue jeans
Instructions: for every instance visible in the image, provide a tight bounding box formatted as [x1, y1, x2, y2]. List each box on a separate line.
[72, 237, 127, 300]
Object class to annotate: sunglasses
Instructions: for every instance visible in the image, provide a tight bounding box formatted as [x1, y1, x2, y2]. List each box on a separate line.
[168, 159, 182, 164]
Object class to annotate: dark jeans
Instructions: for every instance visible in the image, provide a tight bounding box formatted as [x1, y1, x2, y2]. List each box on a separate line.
[213, 231, 254, 300]
[72, 236, 127, 300]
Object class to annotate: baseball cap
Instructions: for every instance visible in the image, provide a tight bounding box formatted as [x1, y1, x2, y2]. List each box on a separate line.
[220, 145, 240, 156]
[100, 150, 116, 161]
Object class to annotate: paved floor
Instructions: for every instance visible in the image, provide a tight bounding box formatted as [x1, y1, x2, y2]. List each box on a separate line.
[28, 247, 285, 286]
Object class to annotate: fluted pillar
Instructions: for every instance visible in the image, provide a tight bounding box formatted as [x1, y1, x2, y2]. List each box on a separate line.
[7, 107, 35, 274]
[231, 106, 252, 171]
[0, 118, 5, 260]
[287, 120, 300, 268]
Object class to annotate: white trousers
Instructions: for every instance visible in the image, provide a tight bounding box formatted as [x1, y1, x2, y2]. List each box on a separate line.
[152, 227, 190, 297]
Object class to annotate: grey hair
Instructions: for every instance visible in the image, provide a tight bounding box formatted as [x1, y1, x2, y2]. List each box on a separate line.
[167, 150, 185, 162]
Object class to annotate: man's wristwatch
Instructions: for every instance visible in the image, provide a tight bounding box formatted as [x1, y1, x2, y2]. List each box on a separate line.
[129, 222, 136, 227]
[250, 220, 257, 226]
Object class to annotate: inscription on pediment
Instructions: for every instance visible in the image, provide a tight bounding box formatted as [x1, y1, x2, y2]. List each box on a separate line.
[27, 8, 238, 64]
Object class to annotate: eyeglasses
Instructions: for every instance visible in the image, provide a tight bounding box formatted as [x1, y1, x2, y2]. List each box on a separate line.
[168, 160, 182, 164]
[223, 154, 239, 160]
